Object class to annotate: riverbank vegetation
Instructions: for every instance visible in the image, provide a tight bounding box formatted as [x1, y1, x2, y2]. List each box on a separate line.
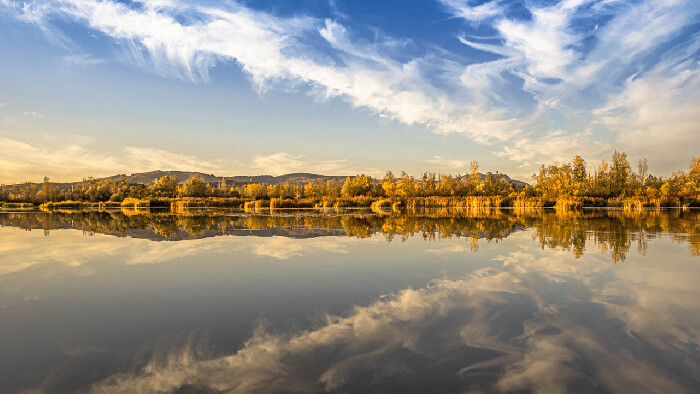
[1, 152, 698, 209]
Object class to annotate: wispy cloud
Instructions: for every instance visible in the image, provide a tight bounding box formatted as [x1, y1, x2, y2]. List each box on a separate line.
[63, 54, 105, 67]
[22, 110, 43, 118]
[125, 147, 223, 173]
[2, 0, 698, 175]
[3, 0, 518, 145]
[494, 130, 611, 165]
[424, 155, 471, 170]
[592, 53, 700, 168]
[251, 152, 352, 176]
[438, 0, 502, 23]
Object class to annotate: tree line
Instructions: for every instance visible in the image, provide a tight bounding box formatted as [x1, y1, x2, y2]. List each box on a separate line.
[1, 152, 698, 207]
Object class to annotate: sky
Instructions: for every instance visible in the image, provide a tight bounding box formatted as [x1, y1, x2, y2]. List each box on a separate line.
[0, 0, 698, 183]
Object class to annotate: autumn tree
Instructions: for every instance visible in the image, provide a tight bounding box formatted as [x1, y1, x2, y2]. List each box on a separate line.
[342, 174, 374, 197]
[324, 180, 342, 198]
[466, 160, 481, 195]
[394, 171, 420, 198]
[179, 177, 212, 197]
[437, 174, 456, 196]
[572, 156, 588, 196]
[534, 163, 574, 198]
[591, 160, 610, 197]
[610, 150, 631, 197]
[421, 173, 437, 196]
[304, 181, 325, 198]
[38, 176, 58, 202]
[244, 183, 268, 199]
[637, 158, 649, 186]
[381, 171, 398, 198]
[151, 175, 179, 198]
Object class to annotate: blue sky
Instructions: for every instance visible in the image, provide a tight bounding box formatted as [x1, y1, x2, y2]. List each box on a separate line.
[0, 0, 698, 183]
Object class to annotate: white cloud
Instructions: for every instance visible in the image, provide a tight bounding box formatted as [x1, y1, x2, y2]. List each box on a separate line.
[125, 146, 223, 173]
[63, 53, 105, 67]
[447, 0, 699, 171]
[22, 110, 43, 118]
[251, 152, 351, 176]
[0, 135, 121, 183]
[496, 0, 583, 80]
[438, 0, 502, 23]
[494, 130, 611, 166]
[424, 155, 471, 170]
[0, 135, 224, 182]
[592, 60, 700, 172]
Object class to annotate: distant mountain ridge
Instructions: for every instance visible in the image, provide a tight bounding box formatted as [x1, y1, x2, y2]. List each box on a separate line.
[101, 171, 348, 186]
[102, 170, 528, 187]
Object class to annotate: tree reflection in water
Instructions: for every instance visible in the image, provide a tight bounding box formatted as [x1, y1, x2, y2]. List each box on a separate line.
[1, 207, 698, 261]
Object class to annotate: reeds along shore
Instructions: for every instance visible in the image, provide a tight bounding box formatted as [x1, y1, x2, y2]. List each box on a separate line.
[23, 194, 698, 211]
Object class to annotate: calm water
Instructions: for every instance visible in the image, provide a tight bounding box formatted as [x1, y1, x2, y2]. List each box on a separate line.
[1, 208, 699, 393]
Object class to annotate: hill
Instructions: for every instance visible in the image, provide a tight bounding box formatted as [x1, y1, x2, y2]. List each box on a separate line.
[100, 171, 348, 185]
[101, 171, 528, 187]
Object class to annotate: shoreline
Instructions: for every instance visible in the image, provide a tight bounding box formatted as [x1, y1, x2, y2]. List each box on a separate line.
[1, 196, 699, 212]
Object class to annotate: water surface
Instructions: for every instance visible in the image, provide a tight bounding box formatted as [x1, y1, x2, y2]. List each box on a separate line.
[1, 208, 699, 393]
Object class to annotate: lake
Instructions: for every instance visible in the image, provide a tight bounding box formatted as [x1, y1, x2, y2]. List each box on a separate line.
[1, 208, 699, 393]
